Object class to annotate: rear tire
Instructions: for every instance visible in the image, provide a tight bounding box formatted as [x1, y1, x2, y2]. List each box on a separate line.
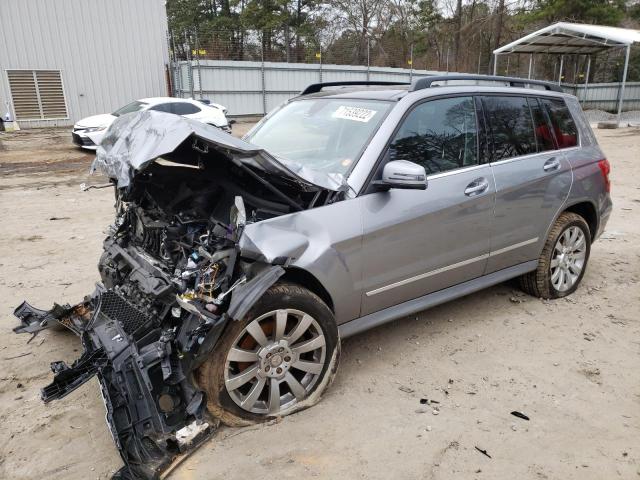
[195, 282, 340, 426]
[519, 212, 591, 299]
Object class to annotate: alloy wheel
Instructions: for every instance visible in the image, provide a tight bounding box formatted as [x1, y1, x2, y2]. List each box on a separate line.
[550, 225, 586, 292]
[224, 309, 327, 415]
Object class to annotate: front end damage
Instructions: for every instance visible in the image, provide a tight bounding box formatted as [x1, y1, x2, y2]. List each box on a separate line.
[13, 111, 343, 479]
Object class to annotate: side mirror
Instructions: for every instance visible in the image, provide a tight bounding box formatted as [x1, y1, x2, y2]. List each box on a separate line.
[373, 160, 427, 191]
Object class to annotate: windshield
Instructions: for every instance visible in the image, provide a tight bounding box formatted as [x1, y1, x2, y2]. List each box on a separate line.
[245, 98, 392, 177]
[112, 101, 148, 117]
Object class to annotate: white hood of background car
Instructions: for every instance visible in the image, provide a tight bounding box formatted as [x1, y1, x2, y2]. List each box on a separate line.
[75, 113, 116, 129]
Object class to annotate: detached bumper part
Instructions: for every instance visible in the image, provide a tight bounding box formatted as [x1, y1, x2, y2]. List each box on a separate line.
[14, 301, 87, 335]
[42, 347, 107, 402]
[14, 289, 222, 480]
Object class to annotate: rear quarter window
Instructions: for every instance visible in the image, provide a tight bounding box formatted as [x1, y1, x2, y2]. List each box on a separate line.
[541, 98, 578, 148]
[564, 96, 596, 146]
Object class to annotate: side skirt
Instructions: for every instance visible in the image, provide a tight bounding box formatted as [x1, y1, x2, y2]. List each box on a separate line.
[338, 260, 538, 339]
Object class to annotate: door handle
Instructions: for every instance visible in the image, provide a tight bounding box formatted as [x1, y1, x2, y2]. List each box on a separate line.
[464, 178, 489, 196]
[543, 157, 560, 171]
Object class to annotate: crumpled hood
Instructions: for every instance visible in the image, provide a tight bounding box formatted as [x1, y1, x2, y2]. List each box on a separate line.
[92, 110, 342, 191]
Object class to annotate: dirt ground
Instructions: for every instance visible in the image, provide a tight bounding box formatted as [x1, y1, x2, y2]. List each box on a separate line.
[0, 124, 638, 480]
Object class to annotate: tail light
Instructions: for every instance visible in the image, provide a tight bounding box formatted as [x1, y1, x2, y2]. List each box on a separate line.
[598, 159, 611, 193]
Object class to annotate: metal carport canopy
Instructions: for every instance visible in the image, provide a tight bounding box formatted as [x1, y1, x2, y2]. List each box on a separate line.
[493, 22, 640, 123]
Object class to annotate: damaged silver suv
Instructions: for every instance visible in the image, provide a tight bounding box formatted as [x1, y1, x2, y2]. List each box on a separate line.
[14, 76, 612, 479]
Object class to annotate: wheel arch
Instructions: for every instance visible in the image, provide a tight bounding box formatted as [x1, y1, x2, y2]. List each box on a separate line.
[280, 267, 335, 313]
[562, 200, 598, 242]
[538, 200, 598, 259]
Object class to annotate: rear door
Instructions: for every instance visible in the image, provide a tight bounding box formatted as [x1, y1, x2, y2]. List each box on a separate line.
[359, 95, 496, 315]
[483, 95, 573, 273]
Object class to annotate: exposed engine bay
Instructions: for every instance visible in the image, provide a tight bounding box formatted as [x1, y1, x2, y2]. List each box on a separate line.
[12, 111, 344, 479]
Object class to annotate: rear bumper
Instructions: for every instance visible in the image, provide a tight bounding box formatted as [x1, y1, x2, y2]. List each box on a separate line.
[595, 194, 613, 241]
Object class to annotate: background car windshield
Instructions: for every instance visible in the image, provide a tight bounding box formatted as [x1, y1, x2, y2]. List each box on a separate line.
[246, 99, 391, 175]
[112, 101, 147, 117]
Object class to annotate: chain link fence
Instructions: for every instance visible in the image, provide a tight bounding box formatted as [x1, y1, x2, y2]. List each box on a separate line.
[167, 28, 640, 119]
[169, 28, 474, 71]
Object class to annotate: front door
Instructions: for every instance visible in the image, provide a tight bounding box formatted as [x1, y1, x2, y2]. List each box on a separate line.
[359, 96, 495, 316]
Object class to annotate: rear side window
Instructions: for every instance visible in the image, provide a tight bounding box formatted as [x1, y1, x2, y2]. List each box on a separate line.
[172, 102, 201, 115]
[389, 96, 478, 174]
[529, 98, 555, 152]
[150, 103, 173, 113]
[541, 98, 578, 148]
[482, 96, 536, 161]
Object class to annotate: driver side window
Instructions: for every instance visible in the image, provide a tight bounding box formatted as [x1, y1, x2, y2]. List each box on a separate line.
[389, 97, 479, 174]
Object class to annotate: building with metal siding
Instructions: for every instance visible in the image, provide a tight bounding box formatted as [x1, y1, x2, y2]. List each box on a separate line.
[0, 0, 169, 128]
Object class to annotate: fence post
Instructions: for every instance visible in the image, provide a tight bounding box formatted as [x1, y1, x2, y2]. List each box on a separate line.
[319, 46, 323, 82]
[409, 44, 414, 83]
[582, 55, 591, 107]
[446, 46, 450, 73]
[195, 28, 203, 99]
[166, 30, 173, 96]
[184, 30, 194, 98]
[170, 31, 181, 97]
[558, 55, 564, 85]
[366, 38, 370, 81]
[261, 40, 267, 116]
[616, 44, 631, 126]
[573, 56, 579, 96]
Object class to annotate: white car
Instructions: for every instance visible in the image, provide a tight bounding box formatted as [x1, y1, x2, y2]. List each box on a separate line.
[72, 97, 232, 150]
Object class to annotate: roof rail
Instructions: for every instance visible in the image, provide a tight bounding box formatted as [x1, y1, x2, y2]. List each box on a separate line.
[410, 75, 563, 93]
[300, 81, 410, 96]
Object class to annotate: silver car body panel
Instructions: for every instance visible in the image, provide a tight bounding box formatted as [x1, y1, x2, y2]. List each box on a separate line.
[359, 164, 495, 315]
[239, 198, 366, 323]
[485, 147, 573, 273]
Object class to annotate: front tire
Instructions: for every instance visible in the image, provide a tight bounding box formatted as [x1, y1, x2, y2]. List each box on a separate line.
[195, 282, 340, 426]
[519, 212, 591, 299]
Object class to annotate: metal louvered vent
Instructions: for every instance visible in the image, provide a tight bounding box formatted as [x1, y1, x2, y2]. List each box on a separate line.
[6, 70, 68, 120]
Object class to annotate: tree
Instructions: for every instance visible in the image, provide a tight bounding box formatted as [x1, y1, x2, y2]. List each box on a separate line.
[529, 0, 627, 25]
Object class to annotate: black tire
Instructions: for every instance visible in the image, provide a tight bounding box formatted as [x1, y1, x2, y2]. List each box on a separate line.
[519, 212, 591, 299]
[195, 282, 340, 426]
